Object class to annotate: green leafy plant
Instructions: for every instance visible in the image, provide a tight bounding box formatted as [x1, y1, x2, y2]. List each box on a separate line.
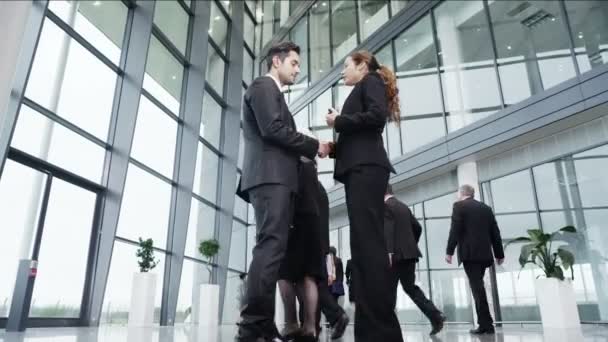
[199, 239, 220, 275]
[136, 238, 159, 273]
[505, 226, 577, 281]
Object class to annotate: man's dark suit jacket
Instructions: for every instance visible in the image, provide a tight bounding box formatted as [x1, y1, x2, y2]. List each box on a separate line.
[333, 71, 395, 183]
[446, 198, 505, 266]
[238, 76, 319, 201]
[383, 197, 423, 261]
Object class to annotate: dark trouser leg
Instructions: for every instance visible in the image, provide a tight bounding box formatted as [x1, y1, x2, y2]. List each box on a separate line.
[397, 260, 441, 323]
[344, 166, 403, 342]
[240, 185, 293, 336]
[318, 280, 344, 326]
[463, 262, 493, 328]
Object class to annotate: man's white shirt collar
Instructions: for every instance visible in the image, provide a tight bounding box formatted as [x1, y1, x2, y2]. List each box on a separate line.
[266, 73, 283, 92]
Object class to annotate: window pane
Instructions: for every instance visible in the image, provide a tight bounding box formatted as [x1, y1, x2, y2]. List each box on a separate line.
[144, 36, 183, 114]
[318, 173, 335, 190]
[247, 225, 256, 271]
[244, 11, 256, 50]
[424, 192, 456, 218]
[101, 241, 165, 324]
[331, 0, 358, 62]
[581, 209, 608, 320]
[206, 44, 226, 96]
[489, 170, 535, 213]
[176, 259, 210, 323]
[310, 88, 332, 127]
[193, 143, 219, 202]
[391, 0, 410, 16]
[238, 129, 245, 169]
[400, 117, 445, 153]
[209, 1, 229, 54]
[201, 92, 223, 149]
[430, 269, 473, 322]
[310, 2, 331, 82]
[222, 271, 245, 324]
[334, 82, 354, 108]
[0, 161, 47, 317]
[495, 213, 538, 240]
[48, 0, 127, 64]
[574, 144, 608, 158]
[375, 42, 394, 70]
[154, 0, 189, 54]
[358, 0, 388, 41]
[116, 164, 172, 248]
[435, 1, 501, 131]
[185, 199, 216, 259]
[565, 1, 608, 73]
[261, 0, 275, 47]
[495, 241, 542, 321]
[488, 0, 576, 101]
[11, 105, 105, 183]
[229, 221, 247, 271]
[290, 16, 309, 86]
[425, 218, 459, 269]
[29, 178, 96, 318]
[386, 121, 402, 159]
[293, 107, 309, 131]
[131, 96, 178, 178]
[243, 49, 254, 84]
[574, 157, 608, 207]
[26, 19, 117, 140]
[533, 161, 575, 210]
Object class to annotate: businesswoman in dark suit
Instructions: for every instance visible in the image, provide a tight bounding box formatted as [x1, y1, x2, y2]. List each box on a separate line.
[326, 50, 402, 342]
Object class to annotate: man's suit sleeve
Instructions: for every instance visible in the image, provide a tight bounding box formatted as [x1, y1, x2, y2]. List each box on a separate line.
[248, 79, 319, 159]
[446, 202, 462, 255]
[490, 210, 505, 259]
[334, 75, 388, 134]
[383, 205, 396, 254]
[410, 210, 423, 243]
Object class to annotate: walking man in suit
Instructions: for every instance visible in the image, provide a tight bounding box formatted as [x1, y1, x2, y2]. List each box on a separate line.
[383, 185, 445, 336]
[445, 184, 504, 335]
[236, 41, 331, 342]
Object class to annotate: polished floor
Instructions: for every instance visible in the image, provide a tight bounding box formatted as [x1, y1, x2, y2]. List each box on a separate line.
[1, 324, 608, 342]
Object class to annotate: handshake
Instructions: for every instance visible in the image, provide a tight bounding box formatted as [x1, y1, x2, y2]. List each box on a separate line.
[317, 141, 335, 158]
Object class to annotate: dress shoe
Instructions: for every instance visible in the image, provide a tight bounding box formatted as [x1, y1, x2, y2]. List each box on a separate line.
[331, 313, 349, 340]
[469, 326, 495, 334]
[430, 313, 446, 335]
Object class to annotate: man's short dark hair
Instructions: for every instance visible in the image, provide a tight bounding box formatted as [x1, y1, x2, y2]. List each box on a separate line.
[386, 184, 394, 195]
[265, 41, 300, 70]
[329, 246, 337, 256]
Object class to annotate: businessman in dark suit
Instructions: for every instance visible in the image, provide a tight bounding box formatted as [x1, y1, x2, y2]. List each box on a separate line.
[383, 185, 445, 336]
[236, 41, 331, 342]
[445, 184, 504, 335]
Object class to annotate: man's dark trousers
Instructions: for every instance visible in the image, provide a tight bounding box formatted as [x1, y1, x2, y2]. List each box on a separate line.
[463, 262, 493, 328]
[393, 260, 441, 322]
[241, 184, 293, 332]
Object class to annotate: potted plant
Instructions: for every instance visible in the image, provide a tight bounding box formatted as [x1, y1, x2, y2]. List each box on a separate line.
[505, 226, 580, 330]
[128, 238, 159, 327]
[196, 239, 220, 326]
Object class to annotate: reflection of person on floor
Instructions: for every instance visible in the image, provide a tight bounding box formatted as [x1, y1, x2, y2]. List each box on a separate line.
[328, 247, 345, 303]
[383, 185, 446, 336]
[345, 259, 355, 307]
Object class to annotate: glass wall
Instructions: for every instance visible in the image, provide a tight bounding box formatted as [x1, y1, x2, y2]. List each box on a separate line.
[482, 142, 608, 321]
[285, 0, 608, 177]
[0, 0, 243, 326]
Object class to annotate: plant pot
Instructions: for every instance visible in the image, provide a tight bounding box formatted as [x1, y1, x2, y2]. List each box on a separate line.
[128, 272, 157, 326]
[198, 284, 219, 326]
[535, 278, 580, 329]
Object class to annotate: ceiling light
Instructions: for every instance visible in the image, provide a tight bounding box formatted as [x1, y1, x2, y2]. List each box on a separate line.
[507, 45, 512, 50]
[215, 16, 221, 20]
[93, 0, 101, 6]
[172, 75, 177, 80]
[322, 2, 327, 6]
